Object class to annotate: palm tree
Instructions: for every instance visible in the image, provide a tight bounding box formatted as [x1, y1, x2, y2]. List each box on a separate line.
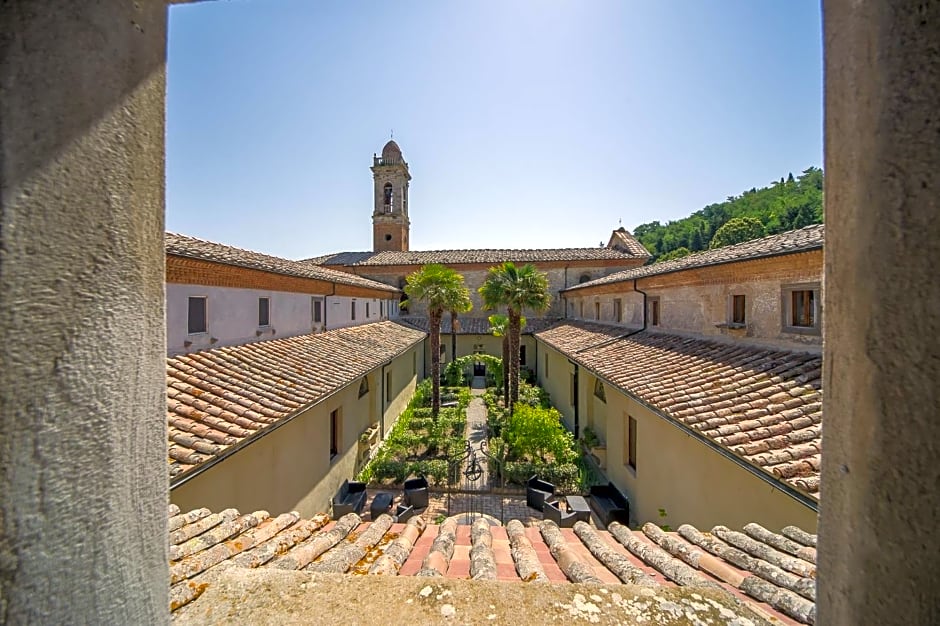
[402, 264, 469, 417]
[445, 283, 473, 370]
[479, 262, 551, 413]
[488, 313, 526, 407]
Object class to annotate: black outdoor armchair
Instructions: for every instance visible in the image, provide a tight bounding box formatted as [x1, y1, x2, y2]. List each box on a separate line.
[526, 475, 556, 511]
[331, 479, 367, 519]
[543, 499, 578, 528]
[403, 475, 430, 509]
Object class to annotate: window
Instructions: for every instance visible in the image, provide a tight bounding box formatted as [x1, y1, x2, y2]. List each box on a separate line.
[519, 345, 526, 366]
[579, 274, 591, 284]
[614, 298, 622, 323]
[187, 296, 207, 334]
[351, 300, 356, 321]
[782, 283, 821, 334]
[358, 377, 369, 398]
[626, 416, 637, 471]
[366, 302, 370, 318]
[312, 298, 323, 323]
[383, 182, 393, 212]
[594, 379, 606, 403]
[330, 409, 341, 459]
[380, 301, 384, 318]
[648, 298, 660, 327]
[594, 301, 600, 320]
[258, 297, 270, 327]
[730, 294, 746, 325]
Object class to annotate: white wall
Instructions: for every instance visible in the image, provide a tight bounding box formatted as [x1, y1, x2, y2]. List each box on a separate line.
[167, 285, 395, 355]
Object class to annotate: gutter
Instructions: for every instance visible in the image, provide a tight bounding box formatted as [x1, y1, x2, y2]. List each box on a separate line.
[538, 338, 819, 513]
[560, 246, 824, 298]
[169, 334, 424, 490]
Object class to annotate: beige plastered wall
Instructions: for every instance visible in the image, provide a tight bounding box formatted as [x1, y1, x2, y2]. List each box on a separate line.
[171, 345, 421, 517]
[537, 344, 817, 532]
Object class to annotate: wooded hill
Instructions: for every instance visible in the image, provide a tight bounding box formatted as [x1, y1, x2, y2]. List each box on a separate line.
[634, 167, 823, 263]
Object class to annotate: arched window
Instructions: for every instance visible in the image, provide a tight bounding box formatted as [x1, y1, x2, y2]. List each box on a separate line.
[579, 274, 591, 284]
[383, 183, 393, 212]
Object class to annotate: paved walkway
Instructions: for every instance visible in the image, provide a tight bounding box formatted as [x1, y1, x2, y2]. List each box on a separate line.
[461, 376, 489, 491]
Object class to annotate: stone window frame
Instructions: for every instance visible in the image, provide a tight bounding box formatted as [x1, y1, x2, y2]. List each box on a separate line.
[312, 297, 323, 324]
[781, 282, 822, 336]
[187, 295, 208, 335]
[258, 296, 271, 328]
[728, 293, 747, 327]
[648, 296, 661, 327]
[624, 414, 637, 474]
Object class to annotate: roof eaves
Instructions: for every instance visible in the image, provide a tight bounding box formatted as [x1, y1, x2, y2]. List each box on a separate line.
[534, 328, 820, 510]
[168, 328, 424, 488]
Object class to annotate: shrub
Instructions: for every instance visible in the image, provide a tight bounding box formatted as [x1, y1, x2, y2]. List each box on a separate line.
[501, 461, 582, 492]
[502, 404, 577, 465]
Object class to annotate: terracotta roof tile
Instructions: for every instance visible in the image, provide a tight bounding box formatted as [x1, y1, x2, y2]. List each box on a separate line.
[168, 504, 817, 624]
[564, 224, 824, 293]
[166, 321, 425, 482]
[535, 321, 823, 499]
[304, 245, 648, 267]
[166, 232, 399, 293]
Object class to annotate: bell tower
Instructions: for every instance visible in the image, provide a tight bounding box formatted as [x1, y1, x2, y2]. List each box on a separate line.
[371, 140, 411, 252]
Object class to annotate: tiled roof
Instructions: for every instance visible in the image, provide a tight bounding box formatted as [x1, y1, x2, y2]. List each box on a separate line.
[397, 316, 561, 335]
[168, 502, 817, 624]
[303, 246, 649, 267]
[166, 321, 425, 481]
[535, 321, 822, 499]
[564, 225, 824, 293]
[166, 232, 399, 293]
[608, 227, 651, 257]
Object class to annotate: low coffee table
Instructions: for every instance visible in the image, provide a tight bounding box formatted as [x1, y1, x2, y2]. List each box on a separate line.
[370, 492, 394, 520]
[565, 495, 592, 523]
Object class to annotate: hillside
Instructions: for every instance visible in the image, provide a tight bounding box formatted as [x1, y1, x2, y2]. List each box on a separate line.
[634, 167, 823, 262]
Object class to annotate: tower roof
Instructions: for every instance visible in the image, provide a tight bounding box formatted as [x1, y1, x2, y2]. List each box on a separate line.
[381, 140, 402, 162]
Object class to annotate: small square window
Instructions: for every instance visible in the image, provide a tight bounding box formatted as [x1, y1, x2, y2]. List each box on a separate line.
[188, 296, 207, 335]
[731, 294, 746, 325]
[782, 283, 821, 334]
[258, 297, 270, 327]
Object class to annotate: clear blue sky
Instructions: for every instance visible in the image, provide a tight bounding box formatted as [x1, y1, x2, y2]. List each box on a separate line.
[166, 1, 822, 259]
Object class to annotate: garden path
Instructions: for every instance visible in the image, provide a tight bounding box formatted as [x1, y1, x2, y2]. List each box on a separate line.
[461, 376, 489, 491]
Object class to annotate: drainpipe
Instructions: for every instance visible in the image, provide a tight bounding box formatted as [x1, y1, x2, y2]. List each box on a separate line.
[567, 359, 580, 438]
[380, 363, 387, 436]
[324, 283, 336, 331]
[573, 279, 648, 354]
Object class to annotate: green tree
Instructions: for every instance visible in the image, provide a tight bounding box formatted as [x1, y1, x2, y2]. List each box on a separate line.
[479, 263, 551, 414]
[656, 247, 692, 262]
[445, 283, 473, 369]
[709, 216, 766, 249]
[402, 264, 470, 417]
[487, 313, 526, 406]
[502, 405, 577, 464]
